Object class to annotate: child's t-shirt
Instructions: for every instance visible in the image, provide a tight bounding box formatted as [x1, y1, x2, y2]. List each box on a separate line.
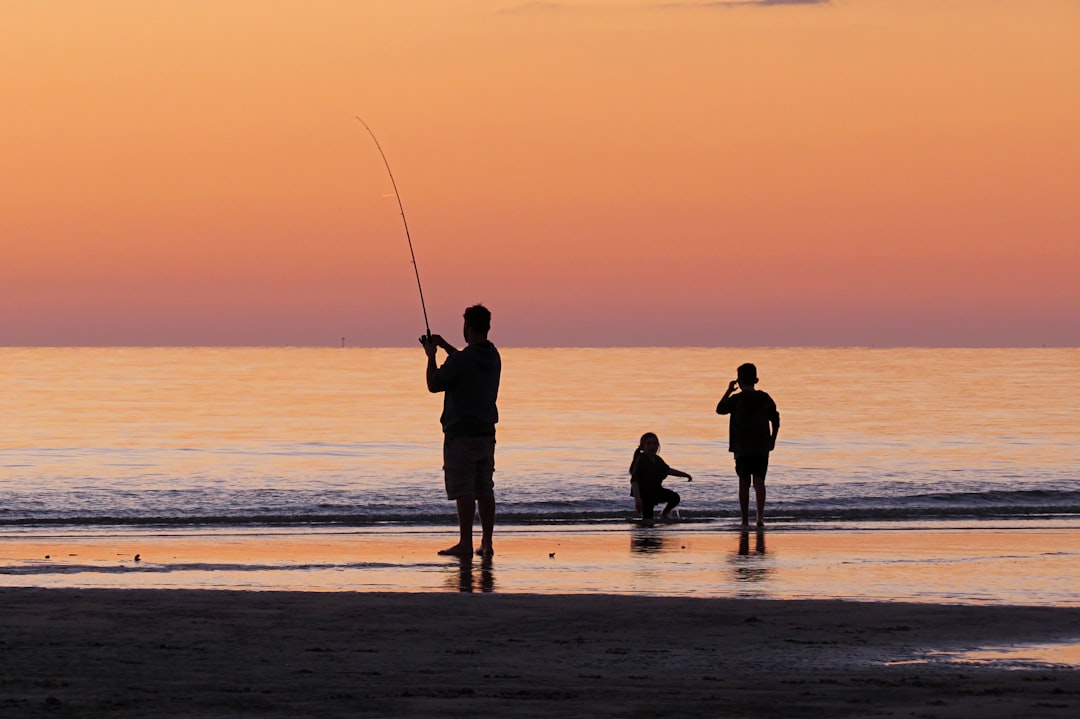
[718, 391, 779, 456]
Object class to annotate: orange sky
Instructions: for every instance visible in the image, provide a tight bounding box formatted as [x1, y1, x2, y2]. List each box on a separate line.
[3, 0, 1077, 346]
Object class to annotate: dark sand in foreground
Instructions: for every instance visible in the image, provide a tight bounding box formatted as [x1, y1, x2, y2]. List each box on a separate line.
[2, 588, 1079, 718]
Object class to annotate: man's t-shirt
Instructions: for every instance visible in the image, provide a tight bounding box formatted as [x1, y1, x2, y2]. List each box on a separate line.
[429, 340, 501, 439]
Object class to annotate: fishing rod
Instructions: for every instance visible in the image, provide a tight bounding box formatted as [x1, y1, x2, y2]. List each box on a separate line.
[355, 116, 431, 339]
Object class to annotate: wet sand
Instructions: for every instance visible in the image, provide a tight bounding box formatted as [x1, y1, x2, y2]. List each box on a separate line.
[3, 525, 1079, 607]
[2, 587, 1079, 718]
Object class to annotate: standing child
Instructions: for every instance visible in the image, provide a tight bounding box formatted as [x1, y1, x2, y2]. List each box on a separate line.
[716, 363, 780, 528]
[629, 432, 692, 522]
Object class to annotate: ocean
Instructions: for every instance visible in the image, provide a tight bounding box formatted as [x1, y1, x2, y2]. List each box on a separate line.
[2, 347, 1077, 529]
[2, 347, 1079, 600]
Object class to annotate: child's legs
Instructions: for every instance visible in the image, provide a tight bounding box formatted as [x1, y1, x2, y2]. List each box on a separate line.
[737, 474, 752, 524]
[751, 475, 767, 522]
[659, 487, 680, 517]
[735, 454, 769, 525]
[755, 456, 770, 522]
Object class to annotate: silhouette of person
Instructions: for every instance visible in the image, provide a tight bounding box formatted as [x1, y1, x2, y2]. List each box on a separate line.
[716, 363, 780, 528]
[629, 432, 692, 522]
[420, 304, 501, 558]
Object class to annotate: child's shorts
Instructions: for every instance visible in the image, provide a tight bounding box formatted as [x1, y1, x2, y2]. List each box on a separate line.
[735, 454, 769, 479]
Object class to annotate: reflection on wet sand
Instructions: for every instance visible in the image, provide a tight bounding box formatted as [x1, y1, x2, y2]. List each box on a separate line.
[6, 526, 1080, 605]
[732, 529, 771, 585]
[446, 555, 496, 593]
[738, 529, 766, 557]
[931, 641, 1080, 668]
[630, 533, 667, 554]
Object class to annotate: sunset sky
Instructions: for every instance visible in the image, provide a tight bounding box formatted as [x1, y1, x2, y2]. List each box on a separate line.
[3, 0, 1077, 347]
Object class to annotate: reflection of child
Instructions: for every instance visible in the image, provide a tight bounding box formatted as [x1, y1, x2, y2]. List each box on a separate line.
[629, 432, 692, 521]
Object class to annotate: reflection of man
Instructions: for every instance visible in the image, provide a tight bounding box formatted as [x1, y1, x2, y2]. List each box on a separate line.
[420, 304, 501, 558]
[450, 556, 496, 593]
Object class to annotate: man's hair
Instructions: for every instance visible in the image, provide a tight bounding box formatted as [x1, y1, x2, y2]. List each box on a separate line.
[464, 304, 491, 334]
[737, 362, 758, 383]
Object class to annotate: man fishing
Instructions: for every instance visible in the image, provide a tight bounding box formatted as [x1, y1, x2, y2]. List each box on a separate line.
[420, 304, 502, 558]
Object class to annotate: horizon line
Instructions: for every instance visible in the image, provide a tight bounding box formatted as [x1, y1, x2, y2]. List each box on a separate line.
[0, 344, 1075, 350]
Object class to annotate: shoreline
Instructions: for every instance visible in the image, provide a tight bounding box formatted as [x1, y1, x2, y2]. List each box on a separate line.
[2, 588, 1079, 717]
[2, 524, 1079, 606]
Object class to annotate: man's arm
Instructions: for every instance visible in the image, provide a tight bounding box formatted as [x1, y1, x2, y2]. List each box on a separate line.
[421, 334, 461, 392]
[425, 348, 439, 393]
[433, 335, 459, 355]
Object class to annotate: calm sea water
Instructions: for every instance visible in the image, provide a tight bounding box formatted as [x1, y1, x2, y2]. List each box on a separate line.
[2, 347, 1078, 530]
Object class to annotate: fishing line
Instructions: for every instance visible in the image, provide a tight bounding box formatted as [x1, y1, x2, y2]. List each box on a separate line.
[356, 116, 431, 338]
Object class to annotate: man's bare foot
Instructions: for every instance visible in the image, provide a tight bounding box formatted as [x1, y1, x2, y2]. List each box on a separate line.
[437, 544, 473, 557]
[756, 518, 765, 527]
[475, 545, 494, 558]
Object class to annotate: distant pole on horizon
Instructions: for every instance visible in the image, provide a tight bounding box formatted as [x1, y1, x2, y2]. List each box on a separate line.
[341, 337, 346, 348]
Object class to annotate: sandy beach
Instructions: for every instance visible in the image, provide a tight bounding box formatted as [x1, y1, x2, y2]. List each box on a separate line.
[3, 525, 1079, 716]
[2, 587, 1079, 718]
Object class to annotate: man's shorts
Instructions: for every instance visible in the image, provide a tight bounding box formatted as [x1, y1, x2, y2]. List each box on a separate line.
[735, 454, 769, 480]
[443, 435, 496, 500]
